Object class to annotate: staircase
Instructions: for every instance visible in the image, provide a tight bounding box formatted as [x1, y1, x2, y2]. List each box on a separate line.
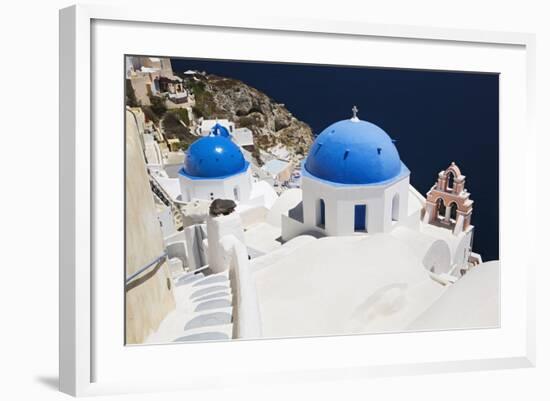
[148, 174, 184, 231]
[172, 269, 234, 342]
[145, 267, 235, 344]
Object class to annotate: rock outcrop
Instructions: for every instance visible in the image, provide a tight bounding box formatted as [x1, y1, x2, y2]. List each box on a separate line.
[187, 74, 314, 165]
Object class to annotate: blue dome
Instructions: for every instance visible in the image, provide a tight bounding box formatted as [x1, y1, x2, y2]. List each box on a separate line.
[305, 118, 403, 185]
[210, 123, 231, 138]
[180, 136, 248, 179]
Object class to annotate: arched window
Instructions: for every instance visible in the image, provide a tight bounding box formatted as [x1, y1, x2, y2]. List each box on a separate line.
[436, 198, 445, 218]
[354, 204, 367, 232]
[450, 202, 458, 221]
[316, 199, 325, 228]
[446, 172, 455, 191]
[391, 194, 400, 222]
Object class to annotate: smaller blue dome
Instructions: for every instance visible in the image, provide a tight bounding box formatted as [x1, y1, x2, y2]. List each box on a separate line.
[210, 123, 231, 138]
[180, 136, 248, 179]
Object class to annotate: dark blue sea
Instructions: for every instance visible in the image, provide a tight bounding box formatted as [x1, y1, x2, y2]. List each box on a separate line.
[171, 58, 499, 261]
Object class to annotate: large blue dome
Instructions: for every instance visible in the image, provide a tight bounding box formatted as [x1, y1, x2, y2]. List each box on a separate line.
[180, 136, 248, 179]
[304, 118, 403, 185]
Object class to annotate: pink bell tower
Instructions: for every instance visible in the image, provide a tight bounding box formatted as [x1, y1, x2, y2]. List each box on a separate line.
[423, 162, 474, 235]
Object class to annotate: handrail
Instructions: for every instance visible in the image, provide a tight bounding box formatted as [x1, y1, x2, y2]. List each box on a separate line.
[125, 253, 167, 285]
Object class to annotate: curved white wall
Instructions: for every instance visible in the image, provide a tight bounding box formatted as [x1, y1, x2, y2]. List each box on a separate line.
[391, 226, 452, 274]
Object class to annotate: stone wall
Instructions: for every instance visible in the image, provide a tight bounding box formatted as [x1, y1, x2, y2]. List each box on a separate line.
[125, 109, 175, 344]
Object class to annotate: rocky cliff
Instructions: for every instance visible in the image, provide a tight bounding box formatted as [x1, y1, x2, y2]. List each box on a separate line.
[187, 74, 314, 165]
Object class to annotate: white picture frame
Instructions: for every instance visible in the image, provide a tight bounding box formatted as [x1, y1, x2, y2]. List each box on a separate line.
[59, 4, 536, 397]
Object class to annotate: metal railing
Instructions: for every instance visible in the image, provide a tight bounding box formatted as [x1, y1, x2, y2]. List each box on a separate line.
[125, 253, 167, 285]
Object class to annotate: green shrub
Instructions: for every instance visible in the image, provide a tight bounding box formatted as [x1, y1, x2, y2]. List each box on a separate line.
[192, 106, 203, 118]
[188, 80, 205, 97]
[172, 108, 190, 126]
[163, 112, 191, 140]
[150, 96, 167, 118]
[141, 106, 159, 124]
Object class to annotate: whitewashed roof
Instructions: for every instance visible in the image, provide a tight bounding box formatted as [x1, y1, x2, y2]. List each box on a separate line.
[253, 234, 446, 338]
[261, 159, 290, 177]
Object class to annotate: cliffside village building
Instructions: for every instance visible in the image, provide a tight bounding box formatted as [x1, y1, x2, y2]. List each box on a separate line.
[126, 56, 191, 109]
[125, 64, 497, 344]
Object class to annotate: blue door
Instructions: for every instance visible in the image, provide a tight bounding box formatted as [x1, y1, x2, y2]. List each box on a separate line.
[354, 204, 366, 231]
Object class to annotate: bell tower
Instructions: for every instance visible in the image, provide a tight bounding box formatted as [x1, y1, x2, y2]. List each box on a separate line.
[423, 162, 474, 235]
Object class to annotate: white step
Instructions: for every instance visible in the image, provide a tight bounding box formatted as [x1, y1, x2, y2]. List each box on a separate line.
[176, 272, 205, 286]
[172, 323, 233, 343]
[192, 273, 229, 287]
[183, 308, 233, 331]
[190, 284, 232, 300]
[194, 297, 232, 312]
[193, 291, 231, 303]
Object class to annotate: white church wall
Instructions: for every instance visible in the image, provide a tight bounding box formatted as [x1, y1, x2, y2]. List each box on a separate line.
[221, 170, 252, 202]
[329, 199, 354, 236]
[402, 185, 425, 231]
[178, 168, 252, 202]
[179, 177, 226, 202]
[452, 231, 473, 271]
[382, 176, 410, 232]
[300, 177, 322, 231]
[295, 173, 411, 237]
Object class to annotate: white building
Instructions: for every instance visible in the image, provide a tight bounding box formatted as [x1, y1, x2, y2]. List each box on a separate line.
[261, 158, 293, 183]
[199, 119, 235, 136]
[232, 127, 254, 147]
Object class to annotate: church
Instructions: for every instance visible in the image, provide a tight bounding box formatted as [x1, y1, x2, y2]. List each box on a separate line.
[280, 107, 477, 278]
[282, 106, 411, 239]
[177, 133, 253, 202]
